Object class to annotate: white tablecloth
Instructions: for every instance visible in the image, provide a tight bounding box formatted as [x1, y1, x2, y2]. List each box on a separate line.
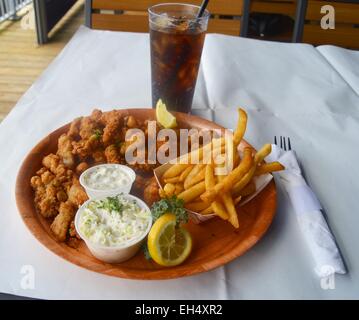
[0, 26, 358, 299]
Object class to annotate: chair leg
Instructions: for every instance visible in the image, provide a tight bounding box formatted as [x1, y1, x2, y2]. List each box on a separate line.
[240, 0, 251, 37]
[33, 0, 48, 44]
[292, 0, 308, 42]
[85, 0, 92, 28]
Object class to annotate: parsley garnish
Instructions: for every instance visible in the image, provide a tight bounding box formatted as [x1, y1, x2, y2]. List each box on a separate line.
[97, 196, 123, 213]
[151, 195, 188, 226]
[93, 129, 103, 140]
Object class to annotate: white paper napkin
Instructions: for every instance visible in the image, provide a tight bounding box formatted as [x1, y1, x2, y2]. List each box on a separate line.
[267, 144, 346, 277]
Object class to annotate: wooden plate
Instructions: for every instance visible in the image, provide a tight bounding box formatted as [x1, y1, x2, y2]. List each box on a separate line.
[15, 108, 276, 280]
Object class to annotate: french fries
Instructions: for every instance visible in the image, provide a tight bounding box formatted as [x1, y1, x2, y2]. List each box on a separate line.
[232, 144, 272, 195]
[164, 176, 180, 184]
[177, 181, 206, 203]
[254, 144, 272, 164]
[199, 206, 214, 215]
[200, 148, 253, 203]
[231, 166, 256, 196]
[174, 183, 184, 195]
[211, 201, 229, 220]
[233, 195, 242, 205]
[233, 108, 248, 147]
[184, 164, 206, 189]
[185, 200, 211, 212]
[176, 137, 225, 164]
[255, 162, 285, 176]
[157, 108, 285, 230]
[179, 165, 193, 182]
[237, 180, 256, 197]
[163, 183, 176, 197]
[217, 174, 238, 227]
[205, 164, 228, 220]
[162, 164, 191, 179]
[221, 192, 238, 227]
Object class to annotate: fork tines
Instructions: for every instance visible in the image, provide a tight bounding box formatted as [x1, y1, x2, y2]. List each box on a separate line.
[274, 136, 291, 151]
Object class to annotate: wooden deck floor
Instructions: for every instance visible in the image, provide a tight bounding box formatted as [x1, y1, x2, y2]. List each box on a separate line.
[0, 1, 85, 122]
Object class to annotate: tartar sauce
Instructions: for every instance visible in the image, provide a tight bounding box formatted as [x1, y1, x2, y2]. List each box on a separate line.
[83, 165, 131, 190]
[79, 194, 150, 247]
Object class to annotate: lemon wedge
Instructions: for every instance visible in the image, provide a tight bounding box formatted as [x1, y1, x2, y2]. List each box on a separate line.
[147, 213, 192, 267]
[155, 99, 177, 129]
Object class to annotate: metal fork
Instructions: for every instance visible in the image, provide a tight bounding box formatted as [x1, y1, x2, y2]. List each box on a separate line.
[274, 136, 292, 151]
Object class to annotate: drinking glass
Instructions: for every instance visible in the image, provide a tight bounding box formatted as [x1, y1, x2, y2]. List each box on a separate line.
[149, 3, 210, 113]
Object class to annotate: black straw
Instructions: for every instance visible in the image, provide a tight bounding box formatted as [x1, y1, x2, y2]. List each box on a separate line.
[197, 0, 210, 18]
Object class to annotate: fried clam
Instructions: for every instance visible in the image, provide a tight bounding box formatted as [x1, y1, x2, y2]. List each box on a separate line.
[67, 179, 88, 207]
[68, 117, 82, 139]
[50, 201, 76, 242]
[102, 111, 123, 146]
[32, 181, 59, 219]
[72, 134, 102, 160]
[75, 162, 89, 175]
[105, 144, 121, 163]
[57, 134, 75, 169]
[143, 177, 161, 207]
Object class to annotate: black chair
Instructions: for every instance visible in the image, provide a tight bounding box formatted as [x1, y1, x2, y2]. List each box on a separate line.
[292, 0, 308, 42]
[33, 0, 78, 44]
[239, 0, 309, 43]
[240, 0, 251, 37]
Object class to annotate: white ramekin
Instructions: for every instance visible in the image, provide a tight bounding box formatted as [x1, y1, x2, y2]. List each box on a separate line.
[79, 164, 136, 199]
[74, 194, 152, 264]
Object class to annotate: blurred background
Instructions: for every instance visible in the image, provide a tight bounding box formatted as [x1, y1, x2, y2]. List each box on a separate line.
[0, 0, 358, 122]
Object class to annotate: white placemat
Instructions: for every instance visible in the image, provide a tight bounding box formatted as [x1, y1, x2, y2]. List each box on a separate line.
[0, 26, 358, 299]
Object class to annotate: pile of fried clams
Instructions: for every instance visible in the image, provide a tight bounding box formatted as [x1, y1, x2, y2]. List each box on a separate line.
[30, 109, 162, 246]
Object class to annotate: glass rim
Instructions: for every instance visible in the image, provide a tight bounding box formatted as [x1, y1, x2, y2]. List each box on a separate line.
[148, 2, 210, 22]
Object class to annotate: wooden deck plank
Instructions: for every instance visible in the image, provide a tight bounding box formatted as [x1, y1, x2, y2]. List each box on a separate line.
[0, 1, 85, 123]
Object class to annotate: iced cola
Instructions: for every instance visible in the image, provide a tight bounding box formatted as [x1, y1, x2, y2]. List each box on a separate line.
[149, 4, 210, 113]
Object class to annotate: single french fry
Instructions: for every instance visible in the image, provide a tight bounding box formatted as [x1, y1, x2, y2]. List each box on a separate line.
[184, 164, 205, 189]
[232, 166, 255, 195]
[191, 196, 205, 203]
[199, 206, 214, 215]
[221, 193, 239, 228]
[205, 164, 228, 220]
[185, 201, 211, 212]
[236, 180, 256, 197]
[233, 195, 242, 205]
[163, 183, 176, 197]
[254, 162, 285, 176]
[234, 151, 241, 166]
[233, 108, 248, 147]
[211, 200, 229, 220]
[254, 144, 272, 165]
[162, 164, 191, 179]
[232, 144, 272, 194]
[179, 165, 193, 182]
[164, 176, 180, 184]
[212, 144, 235, 173]
[174, 183, 184, 195]
[205, 164, 215, 190]
[201, 148, 253, 203]
[177, 181, 206, 203]
[216, 174, 238, 226]
[185, 167, 206, 189]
